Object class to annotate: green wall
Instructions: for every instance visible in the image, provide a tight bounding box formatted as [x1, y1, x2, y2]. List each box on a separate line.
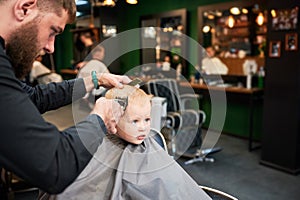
[116, 0, 232, 74]
[201, 94, 263, 140]
[55, 0, 234, 74]
[55, 24, 75, 72]
[54, 0, 264, 139]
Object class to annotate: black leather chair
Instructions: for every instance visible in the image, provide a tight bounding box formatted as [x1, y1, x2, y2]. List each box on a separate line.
[151, 128, 237, 200]
[0, 168, 37, 200]
[146, 78, 221, 163]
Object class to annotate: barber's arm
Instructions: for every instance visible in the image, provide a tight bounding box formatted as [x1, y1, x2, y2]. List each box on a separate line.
[21, 79, 85, 114]
[22, 73, 131, 114]
[0, 77, 124, 194]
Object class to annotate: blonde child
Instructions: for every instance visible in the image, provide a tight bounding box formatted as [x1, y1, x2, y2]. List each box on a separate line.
[40, 85, 211, 200]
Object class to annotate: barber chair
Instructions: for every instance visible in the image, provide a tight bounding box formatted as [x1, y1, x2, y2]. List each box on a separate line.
[0, 168, 37, 200]
[151, 128, 237, 200]
[151, 128, 168, 152]
[146, 78, 221, 163]
[200, 185, 238, 200]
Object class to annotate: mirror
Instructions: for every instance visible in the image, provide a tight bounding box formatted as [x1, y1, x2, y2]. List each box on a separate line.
[140, 9, 187, 79]
[198, 0, 267, 76]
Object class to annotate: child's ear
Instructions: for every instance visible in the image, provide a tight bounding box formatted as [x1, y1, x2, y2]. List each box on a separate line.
[14, 0, 38, 21]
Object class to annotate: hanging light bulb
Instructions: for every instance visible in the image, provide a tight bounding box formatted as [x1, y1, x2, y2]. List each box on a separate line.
[94, 0, 116, 7]
[242, 8, 248, 14]
[126, 0, 138, 4]
[230, 7, 240, 15]
[202, 25, 211, 33]
[104, 0, 115, 6]
[271, 9, 277, 18]
[227, 15, 235, 28]
[256, 12, 264, 26]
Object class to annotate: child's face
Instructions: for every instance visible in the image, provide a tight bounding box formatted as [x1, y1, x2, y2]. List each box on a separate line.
[116, 102, 151, 144]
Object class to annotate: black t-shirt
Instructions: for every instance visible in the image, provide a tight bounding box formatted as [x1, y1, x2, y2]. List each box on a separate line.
[0, 36, 106, 194]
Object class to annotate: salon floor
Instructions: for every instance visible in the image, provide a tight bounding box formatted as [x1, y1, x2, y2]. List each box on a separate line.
[14, 104, 300, 200]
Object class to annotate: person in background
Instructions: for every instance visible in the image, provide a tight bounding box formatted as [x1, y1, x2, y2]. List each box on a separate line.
[202, 46, 228, 75]
[77, 45, 110, 107]
[74, 30, 98, 69]
[162, 55, 171, 71]
[41, 85, 212, 200]
[30, 54, 63, 85]
[77, 45, 108, 75]
[0, 0, 130, 196]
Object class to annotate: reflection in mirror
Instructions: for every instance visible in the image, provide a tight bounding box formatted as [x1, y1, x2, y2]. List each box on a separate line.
[140, 9, 187, 79]
[102, 25, 117, 37]
[202, 4, 267, 56]
[198, 0, 267, 76]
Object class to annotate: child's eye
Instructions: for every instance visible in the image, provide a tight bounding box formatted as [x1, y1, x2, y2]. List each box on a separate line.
[132, 120, 139, 124]
[145, 118, 151, 123]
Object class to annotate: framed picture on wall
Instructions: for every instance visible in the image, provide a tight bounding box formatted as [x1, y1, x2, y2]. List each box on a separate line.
[285, 33, 298, 51]
[271, 7, 298, 31]
[269, 41, 281, 58]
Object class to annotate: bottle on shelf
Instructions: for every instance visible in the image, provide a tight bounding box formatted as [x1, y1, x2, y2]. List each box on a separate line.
[246, 73, 252, 89]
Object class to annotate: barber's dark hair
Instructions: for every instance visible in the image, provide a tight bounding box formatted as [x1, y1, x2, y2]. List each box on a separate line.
[37, 0, 76, 23]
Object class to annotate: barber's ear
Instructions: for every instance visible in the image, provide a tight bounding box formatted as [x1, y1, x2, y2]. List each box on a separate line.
[14, 0, 38, 21]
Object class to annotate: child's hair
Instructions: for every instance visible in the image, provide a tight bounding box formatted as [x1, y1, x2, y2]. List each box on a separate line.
[105, 85, 153, 110]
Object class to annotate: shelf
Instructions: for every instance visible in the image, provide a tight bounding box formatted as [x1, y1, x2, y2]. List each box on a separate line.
[219, 33, 250, 38]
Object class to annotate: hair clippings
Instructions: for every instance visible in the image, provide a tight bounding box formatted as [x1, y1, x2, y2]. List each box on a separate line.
[114, 97, 128, 111]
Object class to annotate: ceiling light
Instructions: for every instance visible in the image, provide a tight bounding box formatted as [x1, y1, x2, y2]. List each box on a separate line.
[207, 14, 215, 20]
[227, 15, 235, 28]
[230, 7, 240, 15]
[242, 8, 248, 14]
[202, 25, 211, 33]
[126, 0, 138, 4]
[256, 12, 264, 26]
[103, 0, 115, 6]
[271, 9, 277, 18]
[94, 0, 116, 7]
[215, 11, 223, 17]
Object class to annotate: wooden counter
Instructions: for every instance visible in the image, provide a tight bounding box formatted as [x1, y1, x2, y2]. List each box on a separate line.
[60, 69, 78, 75]
[180, 81, 263, 151]
[60, 69, 78, 79]
[180, 82, 263, 94]
[219, 57, 265, 76]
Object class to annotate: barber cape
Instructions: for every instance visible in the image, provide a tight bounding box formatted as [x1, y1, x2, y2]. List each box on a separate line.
[202, 57, 228, 75]
[30, 61, 63, 84]
[42, 131, 211, 200]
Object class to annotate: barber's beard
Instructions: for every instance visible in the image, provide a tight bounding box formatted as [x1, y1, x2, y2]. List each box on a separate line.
[6, 20, 40, 79]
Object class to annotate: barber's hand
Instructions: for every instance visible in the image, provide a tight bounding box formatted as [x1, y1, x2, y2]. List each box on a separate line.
[97, 73, 131, 89]
[90, 97, 124, 134]
[83, 73, 131, 93]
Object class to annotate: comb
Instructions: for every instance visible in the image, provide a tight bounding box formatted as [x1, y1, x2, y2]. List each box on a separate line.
[128, 78, 143, 88]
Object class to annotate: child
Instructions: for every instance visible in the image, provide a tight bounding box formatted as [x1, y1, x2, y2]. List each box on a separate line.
[40, 85, 211, 200]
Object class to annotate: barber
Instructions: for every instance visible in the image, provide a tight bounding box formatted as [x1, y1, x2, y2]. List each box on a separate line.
[0, 0, 130, 194]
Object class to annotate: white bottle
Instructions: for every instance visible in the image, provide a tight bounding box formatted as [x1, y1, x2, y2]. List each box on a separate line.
[246, 73, 252, 89]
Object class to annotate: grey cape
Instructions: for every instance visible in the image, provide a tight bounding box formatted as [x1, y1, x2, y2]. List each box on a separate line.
[42, 131, 212, 200]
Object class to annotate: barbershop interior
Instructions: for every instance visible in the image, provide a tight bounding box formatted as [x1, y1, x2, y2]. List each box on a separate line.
[4, 0, 300, 199]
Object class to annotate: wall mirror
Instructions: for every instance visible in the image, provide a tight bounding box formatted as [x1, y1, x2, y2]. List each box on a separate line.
[198, 0, 267, 76]
[140, 9, 187, 79]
